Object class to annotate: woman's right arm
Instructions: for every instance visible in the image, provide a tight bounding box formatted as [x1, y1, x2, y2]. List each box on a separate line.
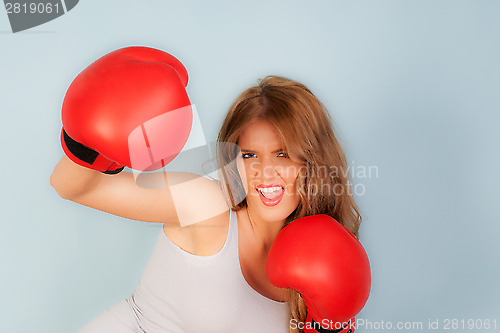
[50, 155, 178, 224]
[50, 156, 229, 225]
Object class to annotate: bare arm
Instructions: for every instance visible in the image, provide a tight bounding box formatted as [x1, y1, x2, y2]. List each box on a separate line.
[50, 156, 228, 225]
[50, 155, 101, 200]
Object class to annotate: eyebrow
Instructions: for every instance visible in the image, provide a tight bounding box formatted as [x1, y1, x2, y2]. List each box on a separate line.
[240, 148, 286, 154]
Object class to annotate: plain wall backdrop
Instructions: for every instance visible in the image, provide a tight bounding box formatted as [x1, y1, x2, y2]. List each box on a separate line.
[1, 1, 499, 332]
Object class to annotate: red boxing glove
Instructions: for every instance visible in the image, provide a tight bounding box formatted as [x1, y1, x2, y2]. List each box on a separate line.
[266, 215, 371, 333]
[61, 46, 193, 173]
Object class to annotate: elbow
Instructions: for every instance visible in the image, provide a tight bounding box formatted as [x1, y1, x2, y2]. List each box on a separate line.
[49, 174, 64, 199]
[50, 171, 73, 200]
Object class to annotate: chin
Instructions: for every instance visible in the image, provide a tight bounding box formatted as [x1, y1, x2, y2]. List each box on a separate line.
[250, 197, 298, 224]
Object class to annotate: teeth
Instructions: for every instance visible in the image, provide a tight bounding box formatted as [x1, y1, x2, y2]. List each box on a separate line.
[257, 186, 283, 200]
[258, 186, 282, 193]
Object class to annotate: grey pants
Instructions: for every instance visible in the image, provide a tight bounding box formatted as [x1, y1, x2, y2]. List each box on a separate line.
[78, 299, 144, 333]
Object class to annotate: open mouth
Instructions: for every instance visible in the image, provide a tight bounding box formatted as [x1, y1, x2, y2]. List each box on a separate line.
[255, 185, 285, 207]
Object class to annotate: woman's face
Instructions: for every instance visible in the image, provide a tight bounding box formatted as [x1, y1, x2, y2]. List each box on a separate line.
[236, 119, 303, 223]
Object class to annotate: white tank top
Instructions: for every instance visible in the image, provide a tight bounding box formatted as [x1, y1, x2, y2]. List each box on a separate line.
[128, 209, 290, 332]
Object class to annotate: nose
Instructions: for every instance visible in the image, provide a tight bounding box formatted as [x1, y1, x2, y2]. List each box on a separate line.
[253, 158, 280, 180]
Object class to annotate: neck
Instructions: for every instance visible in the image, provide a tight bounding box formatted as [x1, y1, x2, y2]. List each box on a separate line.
[245, 207, 285, 250]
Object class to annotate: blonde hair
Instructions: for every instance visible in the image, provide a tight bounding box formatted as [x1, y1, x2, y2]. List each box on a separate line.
[217, 76, 362, 332]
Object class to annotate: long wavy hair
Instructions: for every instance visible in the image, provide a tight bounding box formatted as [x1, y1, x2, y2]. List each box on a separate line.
[217, 76, 362, 333]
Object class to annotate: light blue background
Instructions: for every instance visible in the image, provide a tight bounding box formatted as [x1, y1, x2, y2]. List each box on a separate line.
[1, 1, 499, 332]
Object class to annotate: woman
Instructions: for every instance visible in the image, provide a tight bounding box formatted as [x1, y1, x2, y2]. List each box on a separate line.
[51, 75, 362, 333]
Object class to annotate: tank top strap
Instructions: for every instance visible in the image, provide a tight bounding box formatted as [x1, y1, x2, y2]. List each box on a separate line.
[224, 209, 238, 256]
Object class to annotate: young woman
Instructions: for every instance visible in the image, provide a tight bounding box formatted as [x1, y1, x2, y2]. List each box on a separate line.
[51, 75, 362, 333]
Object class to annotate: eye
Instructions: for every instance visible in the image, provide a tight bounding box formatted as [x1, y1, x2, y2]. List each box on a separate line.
[277, 152, 290, 158]
[241, 152, 256, 159]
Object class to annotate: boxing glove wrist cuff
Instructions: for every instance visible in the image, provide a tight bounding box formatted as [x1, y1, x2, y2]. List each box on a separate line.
[61, 129, 124, 174]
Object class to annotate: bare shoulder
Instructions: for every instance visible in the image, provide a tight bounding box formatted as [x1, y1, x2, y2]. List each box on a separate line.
[163, 177, 231, 256]
[167, 174, 230, 227]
